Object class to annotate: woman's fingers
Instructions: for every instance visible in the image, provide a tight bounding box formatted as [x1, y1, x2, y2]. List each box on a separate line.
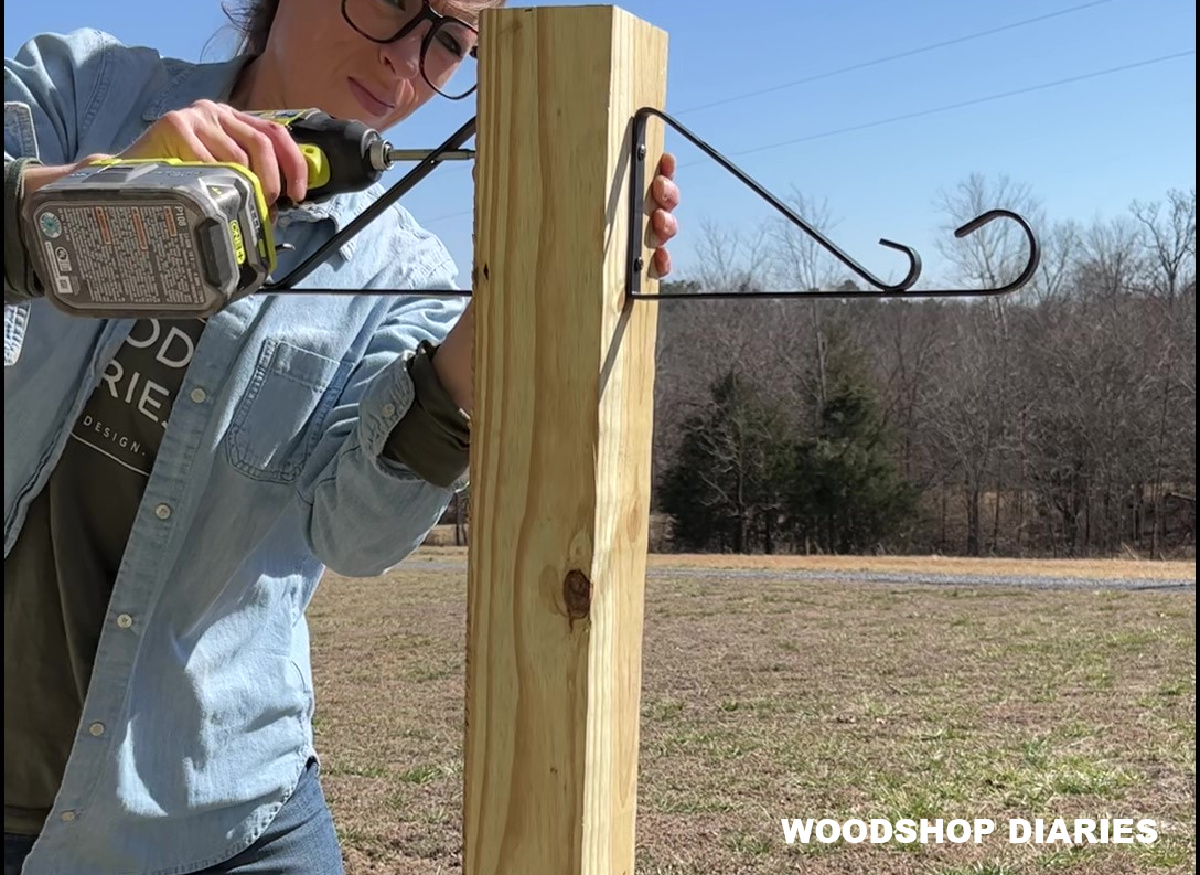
[651, 172, 680, 213]
[173, 127, 218, 164]
[647, 154, 680, 266]
[238, 113, 311, 204]
[652, 245, 672, 278]
[131, 101, 311, 208]
[194, 122, 256, 171]
[218, 113, 286, 205]
[648, 152, 679, 278]
[152, 108, 225, 164]
[651, 207, 678, 245]
[657, 151, 676, 181]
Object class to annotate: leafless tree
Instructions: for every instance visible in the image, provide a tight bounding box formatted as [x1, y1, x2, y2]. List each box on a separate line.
[1029, 219, 1083, 302]
[933, 172, 1045, 295]
[763, 187, 845, 293]
[690, 215, 769, 293]
[760, 189, 851, 415]
[647, 175, 1195, 557]
[1076, 214, 1147, 299]
[1130, 187, 1197, 300]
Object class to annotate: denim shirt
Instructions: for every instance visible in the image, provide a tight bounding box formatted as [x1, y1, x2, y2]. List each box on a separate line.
[4, 28, 468, 874]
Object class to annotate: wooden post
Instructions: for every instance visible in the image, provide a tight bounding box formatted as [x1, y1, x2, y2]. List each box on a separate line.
[464, 5, 668, 875]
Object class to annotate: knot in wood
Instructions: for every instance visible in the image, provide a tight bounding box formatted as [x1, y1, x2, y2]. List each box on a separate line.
[563, 570, 592, 621]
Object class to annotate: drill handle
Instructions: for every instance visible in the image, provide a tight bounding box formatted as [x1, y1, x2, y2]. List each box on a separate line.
[249, 109, 386, 207]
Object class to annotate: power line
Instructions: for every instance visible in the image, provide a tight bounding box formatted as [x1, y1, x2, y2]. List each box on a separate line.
[680, 49, 1196, 168]
[422, 206, 473, 225]
[672, 0, 1123, 115]
[419, 2, 1125, 226]
[425, 49, 1194, 223]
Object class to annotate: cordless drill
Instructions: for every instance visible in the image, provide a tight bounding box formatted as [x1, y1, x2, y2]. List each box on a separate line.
[248, 108, 471, 205]
[19, 108, 472, 319]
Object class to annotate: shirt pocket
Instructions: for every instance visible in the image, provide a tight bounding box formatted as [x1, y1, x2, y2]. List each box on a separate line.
[226, 339, 352, 483]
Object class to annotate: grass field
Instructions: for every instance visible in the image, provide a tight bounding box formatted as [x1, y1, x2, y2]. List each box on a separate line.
[308, 551, 1196, 874]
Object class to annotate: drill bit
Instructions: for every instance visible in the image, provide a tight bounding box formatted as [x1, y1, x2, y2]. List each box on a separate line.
[386, 148, 475, 162]
[366, 138, 475, 172]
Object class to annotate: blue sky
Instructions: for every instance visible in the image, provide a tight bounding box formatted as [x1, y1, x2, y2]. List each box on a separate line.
[6, 0, 1196, 289]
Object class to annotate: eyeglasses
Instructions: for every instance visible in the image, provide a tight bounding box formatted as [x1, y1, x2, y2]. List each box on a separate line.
[342, 0, 479, 100]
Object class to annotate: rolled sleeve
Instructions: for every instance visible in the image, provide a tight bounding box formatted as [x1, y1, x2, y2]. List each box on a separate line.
[357, 344, 421, 469]
[5, 157, 45, 300]
[381, 341, 471, 489]
[296, 250, 469, 577]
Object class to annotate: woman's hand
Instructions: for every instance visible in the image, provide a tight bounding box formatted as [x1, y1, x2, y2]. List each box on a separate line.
[433, 153, 682, 417]
[648, 151, 680, 278]
[119, 99, 310, 208]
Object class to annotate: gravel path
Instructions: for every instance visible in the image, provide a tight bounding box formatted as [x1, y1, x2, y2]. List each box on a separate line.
[645, 565, 1196, 591]
[403, 560, 1196, 592]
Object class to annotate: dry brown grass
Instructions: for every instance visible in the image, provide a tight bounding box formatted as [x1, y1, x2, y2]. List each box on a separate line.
[308, 562, 1196, 874]
[642, 553, 1196, 580]
[408, 543, 1197, 581]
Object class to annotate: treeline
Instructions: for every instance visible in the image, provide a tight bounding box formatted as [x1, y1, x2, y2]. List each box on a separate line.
[650, 174, 1196, 558]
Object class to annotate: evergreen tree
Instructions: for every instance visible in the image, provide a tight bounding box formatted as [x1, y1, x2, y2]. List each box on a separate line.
[784, 326, 919, 553]
[660, 369, 790, 552]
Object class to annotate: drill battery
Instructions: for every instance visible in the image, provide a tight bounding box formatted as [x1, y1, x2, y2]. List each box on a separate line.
[22, 158, 277, 319]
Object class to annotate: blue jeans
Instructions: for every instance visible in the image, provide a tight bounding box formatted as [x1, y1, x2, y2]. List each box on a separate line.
[4, 758, 344, 875]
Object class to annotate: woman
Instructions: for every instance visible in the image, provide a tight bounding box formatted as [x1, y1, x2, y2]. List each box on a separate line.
[2, 0, 681, 872]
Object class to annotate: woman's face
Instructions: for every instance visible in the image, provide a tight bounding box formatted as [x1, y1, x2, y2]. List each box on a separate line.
[264, 0, 479, 129]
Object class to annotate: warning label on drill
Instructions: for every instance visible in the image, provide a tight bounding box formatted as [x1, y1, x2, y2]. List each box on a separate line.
[35, 201, 210, 307]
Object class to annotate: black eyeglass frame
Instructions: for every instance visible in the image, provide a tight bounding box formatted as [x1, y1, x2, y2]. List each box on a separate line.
[341, 0, 479, 100]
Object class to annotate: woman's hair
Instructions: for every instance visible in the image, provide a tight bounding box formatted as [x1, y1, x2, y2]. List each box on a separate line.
[224, 0, 279, 56]
[225, 0, 506, 57]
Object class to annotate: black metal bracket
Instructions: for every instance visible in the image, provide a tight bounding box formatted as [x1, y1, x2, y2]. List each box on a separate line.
[625, 105, 1040, 301]
[264, 106, 1040, 302]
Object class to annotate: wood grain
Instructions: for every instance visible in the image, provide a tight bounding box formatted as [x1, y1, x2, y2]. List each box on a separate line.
[463, 6, 668, 875]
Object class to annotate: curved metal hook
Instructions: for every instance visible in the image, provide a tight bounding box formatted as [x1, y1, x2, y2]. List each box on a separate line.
[629, 106, 922, 294]
[945, 208, 1042, 297]
[626, 106, 1041, 301]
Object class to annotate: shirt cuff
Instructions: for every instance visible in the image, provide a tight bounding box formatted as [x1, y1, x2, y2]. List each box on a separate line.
[4, 157, 44, 299]
[381, 341, 471, 489]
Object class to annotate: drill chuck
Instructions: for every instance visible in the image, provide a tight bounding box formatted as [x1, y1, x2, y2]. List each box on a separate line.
[367, 138, 391, 173]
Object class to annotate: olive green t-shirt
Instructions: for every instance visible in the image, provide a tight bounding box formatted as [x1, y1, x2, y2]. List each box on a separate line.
[4, 317, 207, 835]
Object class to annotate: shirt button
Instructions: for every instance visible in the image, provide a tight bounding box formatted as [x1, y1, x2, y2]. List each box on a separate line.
[60, 810, 76, 822]
[155, 503, 172, 520]
[88, 722, 105, 737]
[382, 403, 397, 419]
[116, 614, 133, 629]
[190, 387, 207, 404]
